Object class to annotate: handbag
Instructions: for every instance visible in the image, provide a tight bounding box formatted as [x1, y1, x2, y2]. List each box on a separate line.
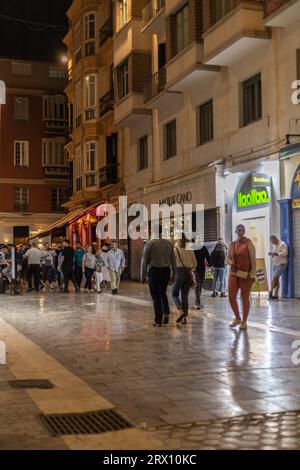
[233, 241, 250, 279]
[176, 248, 196, 286]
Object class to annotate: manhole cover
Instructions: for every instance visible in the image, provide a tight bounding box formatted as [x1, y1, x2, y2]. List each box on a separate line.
[9, 379, 54, 389]
[40, 409, 133, 436]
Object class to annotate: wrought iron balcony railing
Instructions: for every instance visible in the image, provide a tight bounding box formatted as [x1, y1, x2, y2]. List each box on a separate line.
[44, 167, 69, 180]
[99, 89, 114, 117]
[85, 107, 97, 121]
[99, 163, 118, 188]
[143, 0, 165, 24]
[144, 67, 166, 103]
[99, 17, 113, 46]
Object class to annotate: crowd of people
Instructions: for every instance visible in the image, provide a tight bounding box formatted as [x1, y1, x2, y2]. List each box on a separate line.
[0, 240, 125, 295]
[141, 226, 289, 330]
[0, 227, 289, 332]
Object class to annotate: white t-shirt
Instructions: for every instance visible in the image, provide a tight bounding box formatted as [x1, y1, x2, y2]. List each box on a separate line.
[272, 241, 288, 266]
[25, 247, 43, 265]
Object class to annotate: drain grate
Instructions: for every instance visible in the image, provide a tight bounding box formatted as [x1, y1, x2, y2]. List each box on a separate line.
[10, 379, 54, 389]
[40, 409, 133, 436]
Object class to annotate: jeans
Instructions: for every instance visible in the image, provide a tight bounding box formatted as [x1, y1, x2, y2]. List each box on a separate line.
[94, 272, 103, 291]
[194, 272, 205, 307]
[84, 267, 94, 290]
[148, 267, 171, 324]
[27, 264, 41, 291]
[212, 267, 226, 293]
[74, 265, 83, 288]
[172, 268, 192, 315]
[43, 265, 54, 283]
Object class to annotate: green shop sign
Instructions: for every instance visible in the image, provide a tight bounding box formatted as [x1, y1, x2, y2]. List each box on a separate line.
[238, 189, 269, 209]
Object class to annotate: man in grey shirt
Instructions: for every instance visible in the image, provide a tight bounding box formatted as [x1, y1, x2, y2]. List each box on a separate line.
[141, 236, 176, 327]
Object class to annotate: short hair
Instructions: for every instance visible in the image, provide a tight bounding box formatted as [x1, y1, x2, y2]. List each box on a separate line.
[64, 239, 70, 245]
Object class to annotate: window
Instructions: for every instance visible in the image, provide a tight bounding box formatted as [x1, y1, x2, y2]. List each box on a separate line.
[242, 73, 262, 127]
[75, 145, 83, 192]
[86, 142, 97, 173]
[51, 188, 65, 212]
[42, 139, 66, 167]
[84, 13, 96, 56]
[74, 22, 82, 63]
[14, 141, 29, 167]
[75, 81, 82, 126]
[164, 120, 177, 159]
[118, 0, 128, 29]
[43, 95, 67, 125]
[199, 100, 214, 145]
[14, 187, 29, 211]
[174, 4, 189, 55]
[118, 60, 129, 99]
[14, 97, 29, 121]
[85, 75, 97, 119]
[212, 0, 234, 24]
[49, 68, 66, 79]
[138, 136, 148, 171]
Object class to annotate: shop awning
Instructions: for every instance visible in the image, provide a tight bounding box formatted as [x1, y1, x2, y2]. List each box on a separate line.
[30, 202, 103, 240]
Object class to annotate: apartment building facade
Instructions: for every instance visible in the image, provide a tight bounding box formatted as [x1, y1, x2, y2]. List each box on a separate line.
[63, 0, 127, 249]
[0, 58, 69, 245]
[62, 0, 300, 296]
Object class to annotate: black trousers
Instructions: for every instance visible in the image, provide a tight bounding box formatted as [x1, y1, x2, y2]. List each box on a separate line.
[62, 266, 76, 292]
[84, 267, 94, 290]
[27, 264, 41, 291]
[148, 267, 171, 324]
[74, 265, 83, 288]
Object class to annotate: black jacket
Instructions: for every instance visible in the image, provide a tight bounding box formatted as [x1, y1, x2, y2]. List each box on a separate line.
[194, 246, 211, 278]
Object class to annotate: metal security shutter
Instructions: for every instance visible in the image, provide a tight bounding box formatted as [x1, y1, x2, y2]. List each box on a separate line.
[204, 207, 220, 242]
[129, 238, 145, 281]
[294, 209, 300, 298]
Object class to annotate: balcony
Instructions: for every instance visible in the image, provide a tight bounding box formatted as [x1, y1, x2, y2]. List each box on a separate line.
[264, 0, 300, 27]
[114, 92, 152, 127]
[144, 67, 166, 103]
[44, 167, 69, 180]
[99, 163, 118, 188]
[86, 173, 97, 188]
[14, 204, 29, 212]
[203, 2, 271, 67]
[142, 0, 165, 35]
[45, 119, 67, 134]
[99, 17, 113, 47]
[99, 90, 114, 117]
[85, 107, 97, 121]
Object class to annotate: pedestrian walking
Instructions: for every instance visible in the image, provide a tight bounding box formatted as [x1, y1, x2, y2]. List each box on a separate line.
[211, 238, 227, 298]
[141, 230, 176, 327]
[193, 235, 211, 310]
[41, 244, 55, 289]
[94, 248, 105, 293]
[82, 246, 96, 293]
[106, 241, 125, 295]
[227, 224, 256, 331]
[269, 235, 288, 300]
[54, 241, 63, 288]
[74, 241, 85, 290]
[172, 237, 197, 325]
[101, 244, 111, 287]
[59, 240, 78, 293]
[24, 242, 43, 293]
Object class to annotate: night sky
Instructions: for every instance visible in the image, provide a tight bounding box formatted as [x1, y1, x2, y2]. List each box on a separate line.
[0, 0, 72, 61]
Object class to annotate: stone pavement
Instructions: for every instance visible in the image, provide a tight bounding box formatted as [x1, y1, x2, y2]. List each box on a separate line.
[0, 283, 300, 450]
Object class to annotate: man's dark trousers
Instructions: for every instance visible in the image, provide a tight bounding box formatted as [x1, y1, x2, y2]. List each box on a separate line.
[28, 264, 41, 292]
[148, 267, 171, 324]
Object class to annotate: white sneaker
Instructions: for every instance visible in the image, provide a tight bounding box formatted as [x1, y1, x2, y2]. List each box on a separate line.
[230, 319, 242, 328]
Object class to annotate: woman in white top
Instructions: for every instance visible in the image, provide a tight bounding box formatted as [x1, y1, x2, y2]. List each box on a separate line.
[172, 237, 197, 325]
[101, 245, 111, 286]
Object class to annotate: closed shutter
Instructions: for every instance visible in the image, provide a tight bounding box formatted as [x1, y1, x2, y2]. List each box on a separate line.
[204, 207, 220, 242]
[129, 238, 145, 281]
[294, 209, 300, 298]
